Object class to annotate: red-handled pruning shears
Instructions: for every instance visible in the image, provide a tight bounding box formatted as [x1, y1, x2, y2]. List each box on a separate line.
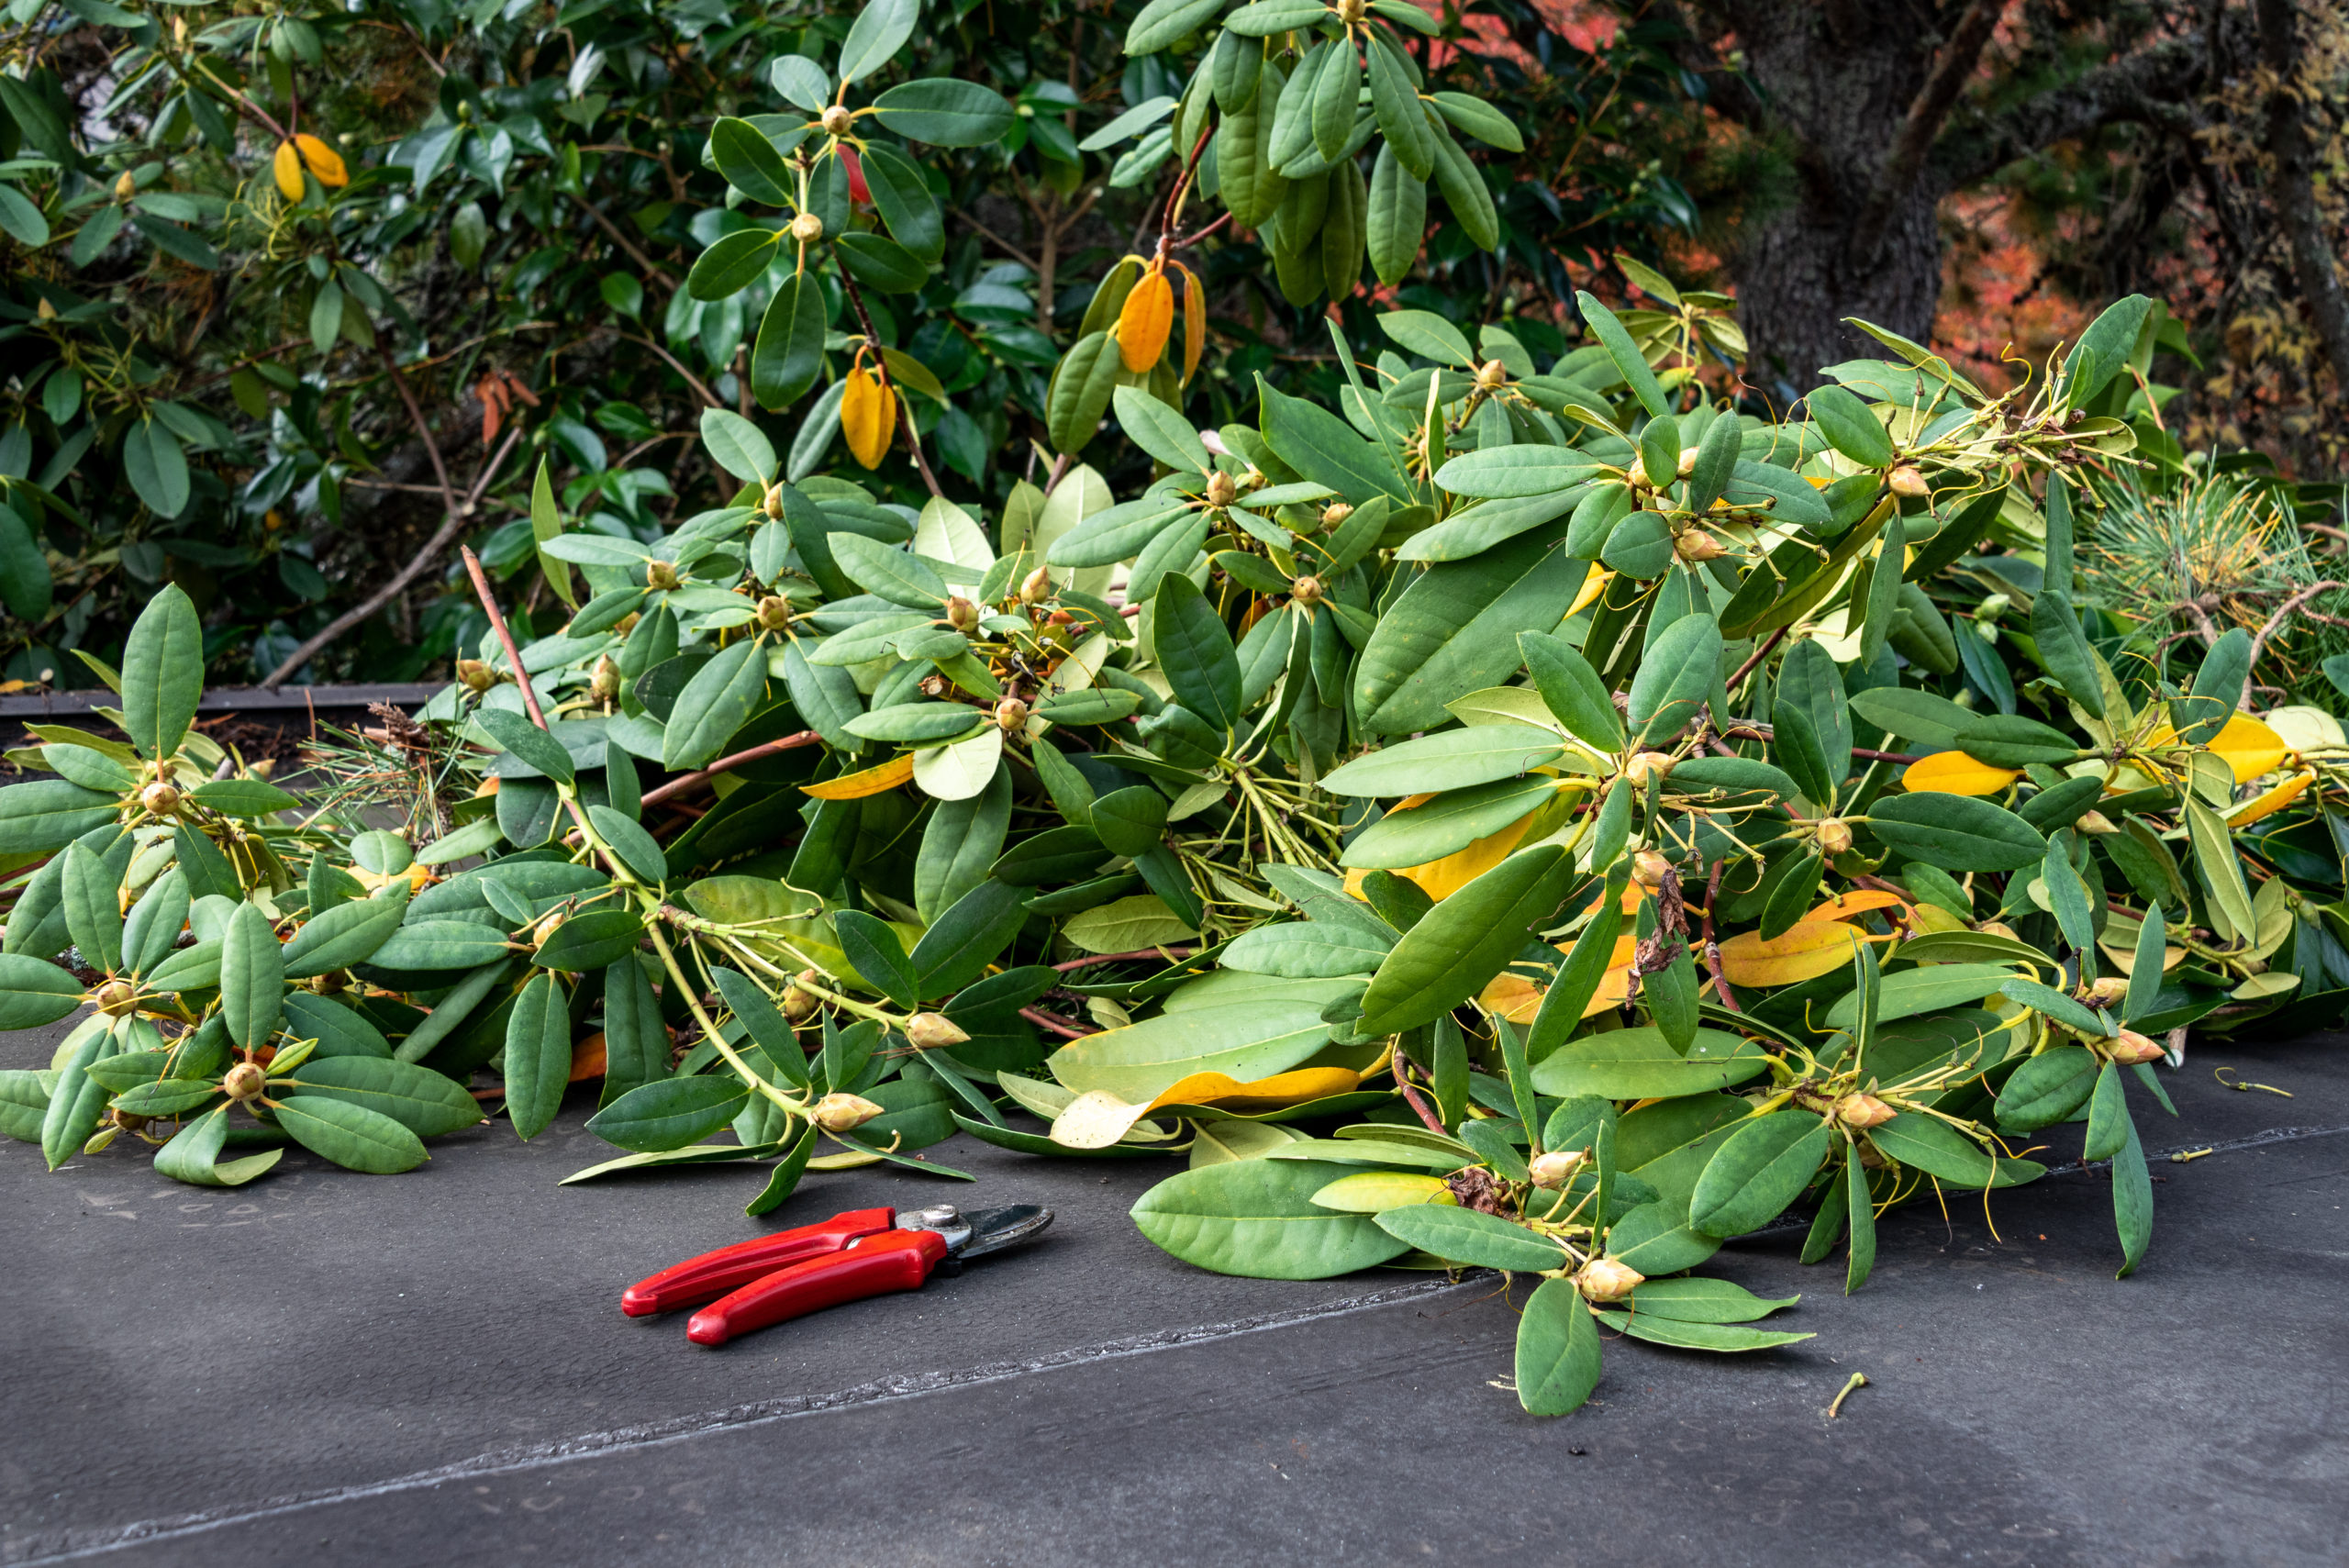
[621, 1203, 1054, 1347]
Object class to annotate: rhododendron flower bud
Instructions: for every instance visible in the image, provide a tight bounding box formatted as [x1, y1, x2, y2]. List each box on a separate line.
[812, 1093, 884, 1132]
[1574, 1257, 1644, 1302]
[905, 1013, 971, 1049]
[1622, 751, 1672, 785]
[1835, 1094, 1895, 1129]
[1528, 1151, 1586, 1188]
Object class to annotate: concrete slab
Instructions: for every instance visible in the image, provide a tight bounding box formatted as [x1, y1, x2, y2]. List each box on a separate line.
[6, 1016, 2345, 1566]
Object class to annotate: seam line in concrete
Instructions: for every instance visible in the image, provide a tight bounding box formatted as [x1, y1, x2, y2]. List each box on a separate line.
[20, 1122, 2344, 1561]
[9, 1277, 1475, 1563]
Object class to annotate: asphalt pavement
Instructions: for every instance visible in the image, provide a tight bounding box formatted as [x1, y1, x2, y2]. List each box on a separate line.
[5, 1015, 2343, 1567]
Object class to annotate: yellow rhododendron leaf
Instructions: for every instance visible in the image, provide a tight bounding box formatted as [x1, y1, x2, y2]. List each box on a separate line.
[2228, 769, 2314, 828]
[1799, 888, 1913, 925]
[1477, 934, 1640, 1022]
[1717, 920, 1868, 987]
[1584, 961, 1633, 1017]
[2205, 713, 2288, 784]
[1902, 751, 2021, 796]
[1344, 797, 1541, 903]
[1404, 810, 1539, 901]
[1309, 1171, 1456, 1213]
[2141, 713, 2288, 784]
[1477, 972, 1542, 1023]
[294, 133, 348, 187]
[272, 140, 305, 201]
[1568, 568, 1612, 617]
[1177, 262, 1205, 384]
[1049, 1068, 1358, 1151]
[800, 753, 915, 798]
[1116, 267, 1174, 373]
[841, 368, 894, 469]
[1146, 1066, 1361, 1113]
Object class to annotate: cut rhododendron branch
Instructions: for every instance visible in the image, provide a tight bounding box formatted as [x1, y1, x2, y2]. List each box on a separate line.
[640, 731, 824, 808]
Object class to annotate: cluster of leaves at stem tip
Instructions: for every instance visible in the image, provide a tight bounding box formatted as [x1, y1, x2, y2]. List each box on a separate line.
[3, 2, 2346, 1425]
[0, 0, 1533, 683]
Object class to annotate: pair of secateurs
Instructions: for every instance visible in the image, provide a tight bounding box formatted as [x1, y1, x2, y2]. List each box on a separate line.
[620, 1204, 1053, 1346]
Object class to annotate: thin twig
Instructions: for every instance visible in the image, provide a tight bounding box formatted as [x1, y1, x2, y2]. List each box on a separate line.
[1725, 625, 1789, 695]
[1021, 1006, 1096, 1040]
[459, 547, 554, 731]
[837, 267, 946, 499]
[1700, 857, 1740, 1011]
[617, 331, 723, 408]
[2244, 581, 2347, 692]
[1390, 1051, 1450, 1135]
[951, 210, 1041, 272]
[640, 731, 824, 809]
[1053, 947, 1200, 971]
[261, 373, 523, 685]
[574, 195, 678, 291]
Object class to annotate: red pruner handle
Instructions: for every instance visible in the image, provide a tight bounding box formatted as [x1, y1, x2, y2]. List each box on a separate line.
[685, 1229, 949, 1347]
[621, 1207, 896, 1318]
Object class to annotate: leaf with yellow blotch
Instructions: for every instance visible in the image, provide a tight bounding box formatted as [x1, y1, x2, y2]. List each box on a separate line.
[294, 133, 349, 187]
[272, 141, 305, 201]
[1901, 751, 2021, 796]
[801, 753, 916, 799]
[2229, 769, 2314, 828]
[1050, 1066, 1362, 1149]
[1717, 920, 1872, 987]
[1310, 1171, 1457, 1213]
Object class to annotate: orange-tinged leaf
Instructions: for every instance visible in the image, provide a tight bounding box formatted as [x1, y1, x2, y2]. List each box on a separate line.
[1718, 921, 1868, 987]
[295, 133, 348, 187]
[1479, 937, 1641, 1023]
[1901, 751, 2021, 796]
[570, 1030, 607, 1083]
[1799, 888, 1912, 925]
[1116, 268, 1174, 373]
[1145, 1066, 1361, 1113]
[1584, 961, 1633, 1017]
[1177, 263, 1205, 384]
[272, 140, 305, 201]
[802, 753, 915, 799]
[841, 368, 893, 469]
[2228, 769, 2314, 828]
[1477, 972, 1542, 1023]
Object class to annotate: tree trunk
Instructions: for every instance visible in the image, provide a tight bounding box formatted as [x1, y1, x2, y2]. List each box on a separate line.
[1724, 3, 1951, 396]
[2255, 0, 2349, 393]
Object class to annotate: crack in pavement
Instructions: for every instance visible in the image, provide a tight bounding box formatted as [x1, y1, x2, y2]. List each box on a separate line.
[18, 1118, 2346, 1563]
